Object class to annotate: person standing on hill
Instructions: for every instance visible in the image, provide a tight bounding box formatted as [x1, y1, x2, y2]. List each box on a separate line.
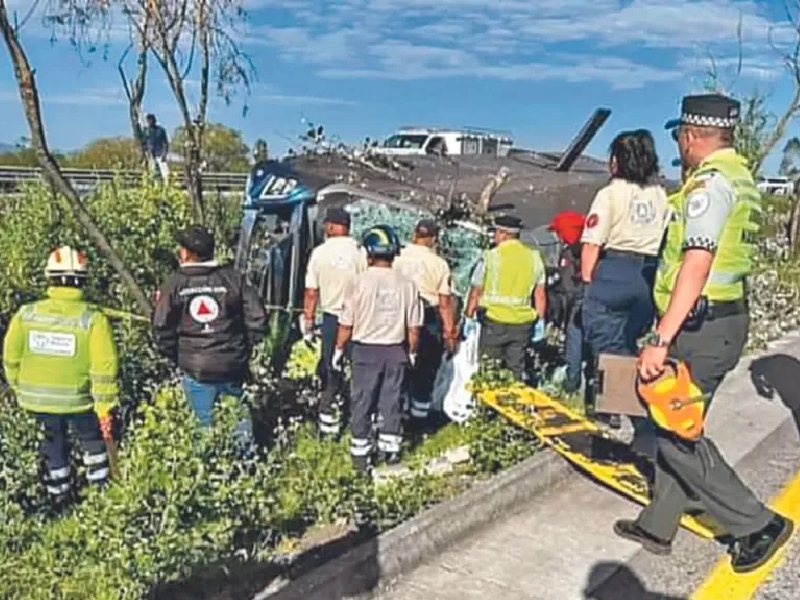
[152, 225, 268, 436]
[3, 246, 118, 511]
[144, 113, 170, 184]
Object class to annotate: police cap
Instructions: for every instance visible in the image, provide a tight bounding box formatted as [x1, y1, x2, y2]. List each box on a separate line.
[415, 218, 440, 238]
[324, 207, 351, 227]
[493, 215, 523, 232]
[664, 93, 740, 131]
[177, 224, 215, 260]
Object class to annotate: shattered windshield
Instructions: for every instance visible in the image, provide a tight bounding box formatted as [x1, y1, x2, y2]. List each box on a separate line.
[383, 134, 429, 149]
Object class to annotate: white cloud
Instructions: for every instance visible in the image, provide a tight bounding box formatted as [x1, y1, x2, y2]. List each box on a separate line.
[245, 0, 794, 88]
[0, 86, 125, 106]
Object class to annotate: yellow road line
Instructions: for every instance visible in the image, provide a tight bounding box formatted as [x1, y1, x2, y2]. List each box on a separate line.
[691, 467, 800, 600]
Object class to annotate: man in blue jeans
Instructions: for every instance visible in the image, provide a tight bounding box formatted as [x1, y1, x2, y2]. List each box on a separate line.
[153, 225, 268, 437]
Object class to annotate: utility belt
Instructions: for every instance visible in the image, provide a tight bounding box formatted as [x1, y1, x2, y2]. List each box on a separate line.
[682, 296, 747, 332]
[600, 248, 659, 263]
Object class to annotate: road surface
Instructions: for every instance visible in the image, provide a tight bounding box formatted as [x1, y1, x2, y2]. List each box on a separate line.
[374, 333, 800, 600]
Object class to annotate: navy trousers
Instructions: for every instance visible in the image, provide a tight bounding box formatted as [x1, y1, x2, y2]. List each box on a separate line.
[583, 250, 658, 449]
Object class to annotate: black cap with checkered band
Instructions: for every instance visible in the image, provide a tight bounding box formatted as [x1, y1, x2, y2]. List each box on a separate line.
[665, 93, 740, 135]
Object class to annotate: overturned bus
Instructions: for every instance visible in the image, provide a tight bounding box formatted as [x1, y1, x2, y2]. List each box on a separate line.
[233, 108, 617, 326]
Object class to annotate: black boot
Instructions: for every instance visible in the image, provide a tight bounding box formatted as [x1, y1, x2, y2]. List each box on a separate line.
[613, 519, 672, 555]
[729, 515, 794, 573]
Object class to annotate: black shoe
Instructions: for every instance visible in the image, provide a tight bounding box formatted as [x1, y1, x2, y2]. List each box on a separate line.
[613, 520, 672, 556]
[730, 515, 794, 573]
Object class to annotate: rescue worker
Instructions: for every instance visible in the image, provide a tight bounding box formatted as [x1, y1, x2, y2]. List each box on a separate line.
[464, 215, 546, 382]
[615, 94, 793, 573]
[333, 224, 422, 472]
[393, 218, 458, 419]
[2, 246, 118, 509]
[153, 225, 268, 433]
[302, 207, 367, 436]
[580, 129, 670, 438]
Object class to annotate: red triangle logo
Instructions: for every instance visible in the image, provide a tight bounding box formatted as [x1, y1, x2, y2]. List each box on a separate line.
[197, 301, 212, 315]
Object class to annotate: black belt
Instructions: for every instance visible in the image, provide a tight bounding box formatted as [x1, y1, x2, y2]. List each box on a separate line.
[601, 249, 657, 261]
[705, 299, 747, 320]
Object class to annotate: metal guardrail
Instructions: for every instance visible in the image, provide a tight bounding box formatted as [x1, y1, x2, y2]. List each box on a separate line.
[0, 166, 248, 193]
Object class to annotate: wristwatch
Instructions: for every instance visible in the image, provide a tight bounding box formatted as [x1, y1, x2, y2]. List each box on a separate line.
[643, 331, 670, 348]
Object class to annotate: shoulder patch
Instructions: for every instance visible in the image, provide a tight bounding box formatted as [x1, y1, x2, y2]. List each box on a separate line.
[684, 178, 708, 195]
[686, 191, 711, 219]
[586, 213, 599, 228]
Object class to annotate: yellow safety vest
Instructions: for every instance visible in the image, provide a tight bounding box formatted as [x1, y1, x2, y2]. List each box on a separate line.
[2, 287, 120, 414]
[480, 239, 543, 325]
[653, 149, 762, 315]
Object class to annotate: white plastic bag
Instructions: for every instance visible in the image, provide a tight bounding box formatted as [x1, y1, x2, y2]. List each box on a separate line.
[442, 322, 481, 423]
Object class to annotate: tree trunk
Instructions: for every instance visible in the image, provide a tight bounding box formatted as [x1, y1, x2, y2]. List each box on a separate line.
[790, 194, 800, 260]
[0, 3, 154, 318]
[119, 40, 148, 160]
[183, 138, 205, 224]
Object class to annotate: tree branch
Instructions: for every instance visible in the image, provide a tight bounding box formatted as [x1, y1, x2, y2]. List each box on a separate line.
[0, 0, 153, 317]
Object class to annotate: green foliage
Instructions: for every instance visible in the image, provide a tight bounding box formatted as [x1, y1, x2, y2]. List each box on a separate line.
[65, 137, 143, 170]
[173, 122, 250, 172]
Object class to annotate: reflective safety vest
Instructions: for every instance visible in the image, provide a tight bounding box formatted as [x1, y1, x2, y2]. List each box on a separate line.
[653, 149, 762, 315]
[2, 287, 119, 414]
[480, 239, 542, 325]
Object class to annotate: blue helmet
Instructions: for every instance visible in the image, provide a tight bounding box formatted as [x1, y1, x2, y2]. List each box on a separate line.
[362, 224, 400, 257]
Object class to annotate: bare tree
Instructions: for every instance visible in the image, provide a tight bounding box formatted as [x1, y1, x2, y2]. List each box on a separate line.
[702, 3, 800, 175]
[0, 0, 154, 316]
[44, 0, 255, 224]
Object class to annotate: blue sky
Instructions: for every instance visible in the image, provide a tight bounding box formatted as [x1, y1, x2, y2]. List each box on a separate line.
[1, 0, 798, 176]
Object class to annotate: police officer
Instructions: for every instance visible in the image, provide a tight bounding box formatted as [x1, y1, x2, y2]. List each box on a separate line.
[581, 129, 670, 436]
[3, 246, 118, 509]
[393, 218, 458, 419]
[615, 93, 793, 573]
[464, 215, 546, 382]
[153, 225, 268, 432]
[302, 207, 367, 436]
[334, 224, 423, 472]
[548, 211, 587, 394]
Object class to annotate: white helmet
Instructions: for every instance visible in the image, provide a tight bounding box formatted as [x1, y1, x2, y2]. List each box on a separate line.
[45, 246, 88, 278]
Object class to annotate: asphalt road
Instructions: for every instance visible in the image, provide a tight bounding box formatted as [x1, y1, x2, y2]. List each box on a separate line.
[587, 417, 800, 600]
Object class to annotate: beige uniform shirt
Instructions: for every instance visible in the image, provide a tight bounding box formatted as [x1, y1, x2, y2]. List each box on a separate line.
[305, 236, 367, 317]
[581, 178, 671, 256]
[339, 267, 423, 345]
[393, 244, 452, 307]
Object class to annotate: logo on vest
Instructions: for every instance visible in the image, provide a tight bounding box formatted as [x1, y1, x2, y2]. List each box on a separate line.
[630, 196, 656, 225]
[29, 331, 76, 357]
[189, 295, 220, 324]
[586, 214, 599, 228]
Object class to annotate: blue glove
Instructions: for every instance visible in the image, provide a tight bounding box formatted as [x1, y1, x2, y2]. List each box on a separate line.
[531, 320, 546, 344]
[461, 316, 478, 338]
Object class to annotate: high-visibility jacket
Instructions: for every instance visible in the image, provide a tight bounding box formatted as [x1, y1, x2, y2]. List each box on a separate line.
[653, 149, 762, 315]
[2, 287, 119, 414]
[479, 239, 544, 325]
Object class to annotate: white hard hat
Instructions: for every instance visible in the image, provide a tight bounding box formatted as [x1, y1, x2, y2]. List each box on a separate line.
[45, 246, 88, 277]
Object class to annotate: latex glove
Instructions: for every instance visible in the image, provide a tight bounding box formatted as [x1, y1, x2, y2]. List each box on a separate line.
[461, 316, 478, 338]
[409, 352, 418, 367]
[94, 399, 119, 420]
[531, 319, 546, 344]
[331, 347, 345, 372]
